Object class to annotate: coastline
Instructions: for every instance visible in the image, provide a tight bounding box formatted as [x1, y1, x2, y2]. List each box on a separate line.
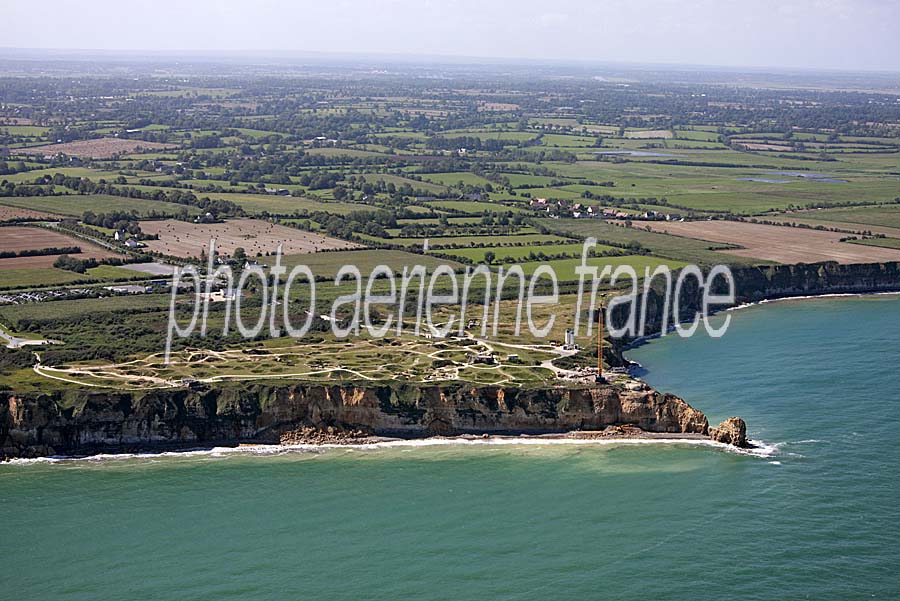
[2, 429, 779, 466]
[5, 279, 899, 462]
[725, 289, 900, 312]
[623, 288, 900, 352]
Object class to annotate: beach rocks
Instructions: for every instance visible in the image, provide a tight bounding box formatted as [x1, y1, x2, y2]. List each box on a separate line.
[278, 426, 369, 446]
[709, 417, 748, 447]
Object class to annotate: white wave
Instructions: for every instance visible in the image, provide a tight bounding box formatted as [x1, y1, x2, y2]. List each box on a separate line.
[3, 455, 65, 465]
[3, 435, 783, 465]
[726, 291, 900, 313]
[730, 439, 781, 458]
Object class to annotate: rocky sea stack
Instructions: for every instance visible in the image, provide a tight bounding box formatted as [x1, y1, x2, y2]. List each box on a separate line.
[709, 417, 749, 447]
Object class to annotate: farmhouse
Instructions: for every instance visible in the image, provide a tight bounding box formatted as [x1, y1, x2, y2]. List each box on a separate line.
[264, 188, 291, 196]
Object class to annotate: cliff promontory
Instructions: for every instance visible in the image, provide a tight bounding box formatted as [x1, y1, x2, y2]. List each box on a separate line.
[0, 382, 716, 458]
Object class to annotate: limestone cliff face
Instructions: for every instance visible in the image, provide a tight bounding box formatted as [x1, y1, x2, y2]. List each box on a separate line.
[631, 261, 900, 335]
[0, 383, 709, 458]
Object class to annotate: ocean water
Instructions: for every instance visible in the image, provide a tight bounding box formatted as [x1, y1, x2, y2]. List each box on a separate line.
[2, 295, 898, 600]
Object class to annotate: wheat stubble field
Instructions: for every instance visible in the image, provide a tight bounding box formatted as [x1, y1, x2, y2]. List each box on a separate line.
[138, 219, 361, 258]
[642, 220, 900, 264]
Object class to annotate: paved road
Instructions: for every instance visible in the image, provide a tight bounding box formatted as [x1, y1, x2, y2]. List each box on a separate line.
[0, 327, 55, 349]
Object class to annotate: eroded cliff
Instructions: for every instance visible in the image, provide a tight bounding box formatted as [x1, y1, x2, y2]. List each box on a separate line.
[0, 382, 711, 458]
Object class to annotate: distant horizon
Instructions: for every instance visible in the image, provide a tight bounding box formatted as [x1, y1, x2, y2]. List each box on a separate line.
[3, 46, 900, 77]
[5, 0, 900, 73]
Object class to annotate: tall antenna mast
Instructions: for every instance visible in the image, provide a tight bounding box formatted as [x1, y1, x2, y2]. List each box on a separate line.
[597, 303, 603, 381]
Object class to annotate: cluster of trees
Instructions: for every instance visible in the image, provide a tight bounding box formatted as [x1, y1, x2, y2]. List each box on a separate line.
[53, 253, 146, 273]
[82, 211, 142, 234]
[0, 161, 28, 176]
[299, 171, 341, 190]
[53, 254, 95, 273]
[0, 348, 33, 374]
[286, 209, 398, 240]
[0, 245, 80, 259]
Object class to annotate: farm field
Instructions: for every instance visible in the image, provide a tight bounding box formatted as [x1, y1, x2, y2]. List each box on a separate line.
[358, 173, 448, 194]
[17, 137, 177, 158]
[642, 220, 900, 264]
[0, 293, 174, 326]
[138, 219, 360, 258]
[847, 237, 900, 250]
[425, 200, 531, 214]
[0, 225, 119, 269]
[517, 255, 689, 281]
[2, 59, 900, 392]
[434, 242, 620, 262]
[199, 192, 364, 215]
[549, 219, 765, 266]
[265, 249, 463, 278]
[769, 205, 900, 231]
[373, 233, 575, 248]
[0, 205, 61, 221]
[1, 167, 129, 183]
[763, 215, 900, 238]
[0, 194, 200, 217]
[545, 161, 900, 214]
[0, 265, 143, 290]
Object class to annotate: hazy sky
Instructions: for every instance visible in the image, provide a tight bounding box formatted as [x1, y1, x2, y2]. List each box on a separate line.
[4, 0, 900, 71]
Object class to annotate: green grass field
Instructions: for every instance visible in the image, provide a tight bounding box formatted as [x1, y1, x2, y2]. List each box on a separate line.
[847, 237, 900, 250]
[358, 173, 448, 194]
[1, 125, 50, 136]
[517, 255, 688, 281]
[425, 200, 532, 215]
[434, 242, 620, 262]
[361, 233, 575, 248]
[777, 205, 900, 230]
[1, 167, 129, 183]
[419, 172, 494, 187]
[199, 192, 364, 215]
[0, 264, 147, 290]
[263, 249, 464, 278]
[543, 157, 900, 214]
[0, 293, 174, 327]
[0, 195, 200, 217]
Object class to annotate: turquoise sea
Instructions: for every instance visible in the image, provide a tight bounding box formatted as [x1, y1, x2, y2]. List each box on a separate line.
[2, 295, 898, 600]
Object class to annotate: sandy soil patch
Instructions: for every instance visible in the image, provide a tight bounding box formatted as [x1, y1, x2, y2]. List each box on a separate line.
[17, 137, 177, 159]
[624, 129, 673, 139]
[0, 226, 119, 269]
[734, 140, 794, 151]
[642, 220, 900, 265]
[479, 102, 521, 111]
[138, 218, 361, 258]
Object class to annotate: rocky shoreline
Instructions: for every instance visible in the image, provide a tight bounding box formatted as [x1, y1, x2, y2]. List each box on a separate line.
[15, 261, 893, 460]
[0, 382, 747, 459]
[1, 427, 748, 463]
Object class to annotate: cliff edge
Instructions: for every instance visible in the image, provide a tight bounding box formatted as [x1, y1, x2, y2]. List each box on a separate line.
[0, 382, 719, 458]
